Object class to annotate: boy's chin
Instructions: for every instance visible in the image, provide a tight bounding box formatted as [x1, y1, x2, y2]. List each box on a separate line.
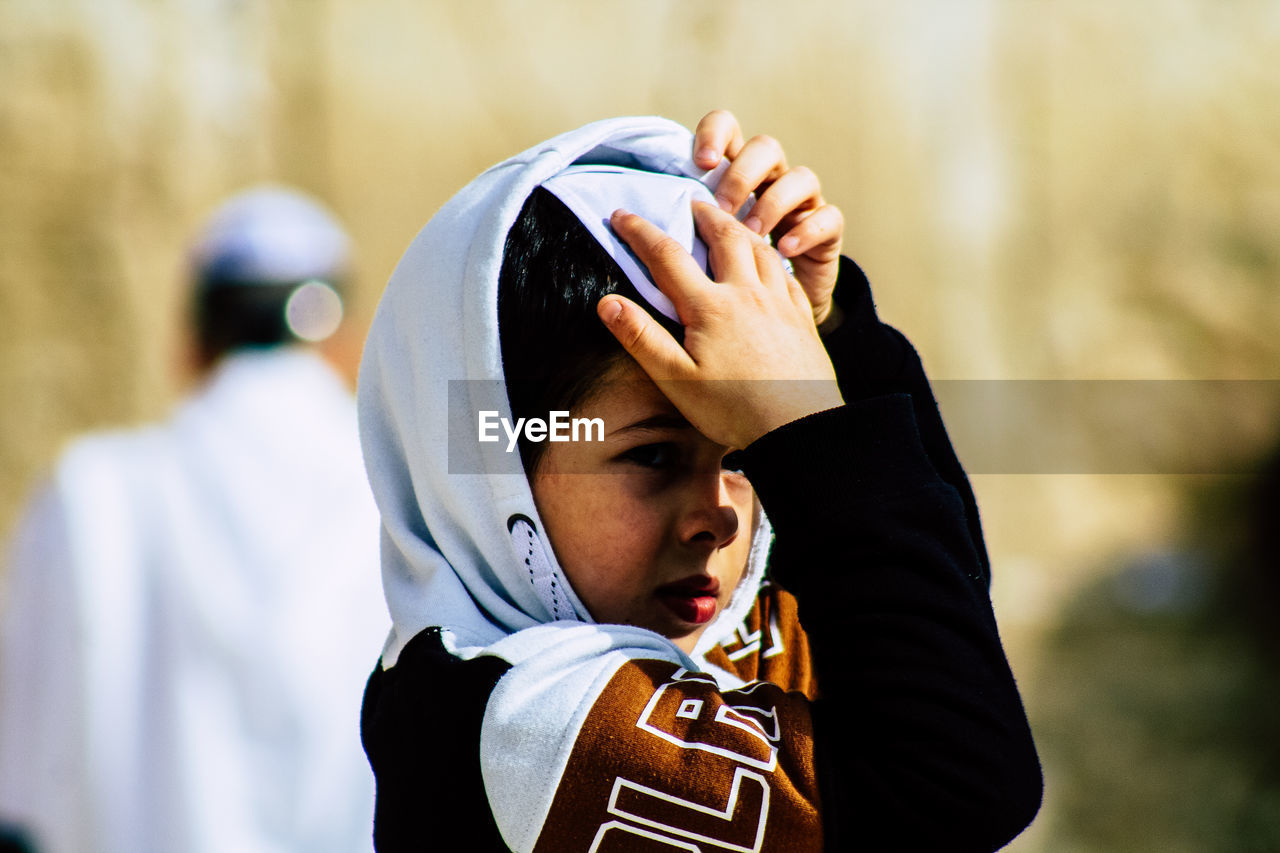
[665, 621, 713, 654]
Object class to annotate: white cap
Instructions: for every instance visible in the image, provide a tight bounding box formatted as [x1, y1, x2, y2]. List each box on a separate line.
[191, 185, 351, 287]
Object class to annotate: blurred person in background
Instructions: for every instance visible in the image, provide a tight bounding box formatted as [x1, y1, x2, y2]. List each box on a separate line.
[0, 186, 388, 853]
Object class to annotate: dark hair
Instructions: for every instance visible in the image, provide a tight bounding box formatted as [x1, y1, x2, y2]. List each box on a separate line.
[192, 277, 341, 364]
[498, 186, 680, 474]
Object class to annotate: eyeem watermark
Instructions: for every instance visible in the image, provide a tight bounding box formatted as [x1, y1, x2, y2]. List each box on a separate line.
[452, 378, 1280, 475]
[478, 410, 604, 453]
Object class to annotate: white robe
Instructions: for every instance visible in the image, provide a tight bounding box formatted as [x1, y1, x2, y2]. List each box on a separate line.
[0, 347, 387, 853]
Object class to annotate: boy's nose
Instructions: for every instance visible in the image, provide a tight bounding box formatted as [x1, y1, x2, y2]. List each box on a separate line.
[677, 472, 741, 551]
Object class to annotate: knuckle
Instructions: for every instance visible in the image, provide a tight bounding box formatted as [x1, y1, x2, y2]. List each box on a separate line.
[705, 108, 735, 126]
[798, 213, 827, 238]
[809, 205, 843, 240]
[622, 319, 651, 352]
[801, 204, 840, 234]
[791, 165, 819, 188]
[750, 192, 779, 216]
[699, 299, 731, 324]
[708, 215, 745, 242]
[650, 235, 687, 264]
[717, 170, 748, 196]
[750, 134, 782, 155]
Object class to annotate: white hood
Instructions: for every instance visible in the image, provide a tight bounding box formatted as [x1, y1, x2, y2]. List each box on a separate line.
[358, 116, 772, 668]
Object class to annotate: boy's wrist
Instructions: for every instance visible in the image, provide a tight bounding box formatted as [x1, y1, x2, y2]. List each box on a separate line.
[816, 301, 845, 336]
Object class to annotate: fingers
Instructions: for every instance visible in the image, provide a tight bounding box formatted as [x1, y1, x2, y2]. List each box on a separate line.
[692, 109, 744, 170]
[691, 202, 789, 290]
[597, 295, 692, 380]
[742, 166, 821, 237]
[713, 135, 787, 215]
[691, 202, 758, 284]
[775, 203, 844, 259]
[609, 209, 710, 317]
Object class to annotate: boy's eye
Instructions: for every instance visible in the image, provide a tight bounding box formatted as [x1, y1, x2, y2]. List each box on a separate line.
[621, 443, 678, 469]
[721, 451, 745, 473]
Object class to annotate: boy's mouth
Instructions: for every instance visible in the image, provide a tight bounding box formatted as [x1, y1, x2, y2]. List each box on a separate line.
[656, 576, 720, 625]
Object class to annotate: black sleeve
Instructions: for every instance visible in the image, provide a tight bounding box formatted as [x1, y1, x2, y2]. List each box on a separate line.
[361, 629, 515, 852]
[819, 256, 991, 586]
[737, 259, 1043, 851]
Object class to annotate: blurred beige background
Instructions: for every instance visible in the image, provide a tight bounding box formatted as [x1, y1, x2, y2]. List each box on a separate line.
[2, 1, 1278, 850]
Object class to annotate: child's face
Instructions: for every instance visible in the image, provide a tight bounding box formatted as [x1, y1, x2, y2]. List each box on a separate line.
[530, 358, 755, 653]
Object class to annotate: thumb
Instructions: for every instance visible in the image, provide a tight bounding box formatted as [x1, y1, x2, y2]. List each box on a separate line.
[597, 295, 692, 380]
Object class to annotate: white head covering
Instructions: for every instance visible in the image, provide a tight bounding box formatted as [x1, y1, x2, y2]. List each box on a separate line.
[191, 185, 351, 286]
[541, 164, 721, 321]
[358, 116, 772, 668]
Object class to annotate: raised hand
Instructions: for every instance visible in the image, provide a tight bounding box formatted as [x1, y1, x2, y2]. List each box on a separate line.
[692, 110, 844, 327]
[598, 202, 843, 451]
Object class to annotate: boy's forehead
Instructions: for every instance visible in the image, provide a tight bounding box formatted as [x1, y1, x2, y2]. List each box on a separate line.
[574, 360, 699, 432]
[583, 359, 674, 415]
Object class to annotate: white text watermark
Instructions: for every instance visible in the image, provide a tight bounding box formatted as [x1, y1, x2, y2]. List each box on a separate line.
[478, 410, 605, 453]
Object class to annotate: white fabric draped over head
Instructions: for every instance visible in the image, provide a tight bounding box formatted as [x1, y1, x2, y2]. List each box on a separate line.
[357, 116, 772, 668]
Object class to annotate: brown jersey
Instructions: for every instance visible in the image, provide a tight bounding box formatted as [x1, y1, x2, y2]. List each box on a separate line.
[528, 584, 824, 852]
